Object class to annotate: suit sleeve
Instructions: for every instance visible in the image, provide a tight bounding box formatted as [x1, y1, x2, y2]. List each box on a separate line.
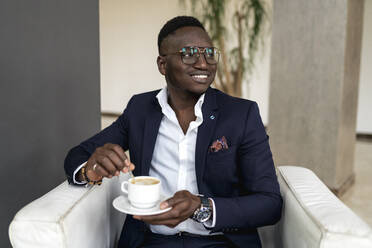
[64, 97, 134, 184]
[211, 102, 282, 232]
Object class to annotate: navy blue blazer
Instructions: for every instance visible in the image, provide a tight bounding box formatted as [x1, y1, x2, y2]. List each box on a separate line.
[64, 87, 282, 248]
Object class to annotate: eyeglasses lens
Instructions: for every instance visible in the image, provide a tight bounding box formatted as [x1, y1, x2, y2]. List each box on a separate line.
[181, 47, 219, 65]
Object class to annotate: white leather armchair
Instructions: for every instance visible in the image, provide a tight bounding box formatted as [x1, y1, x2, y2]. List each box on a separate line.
[9, 166, 372, 248]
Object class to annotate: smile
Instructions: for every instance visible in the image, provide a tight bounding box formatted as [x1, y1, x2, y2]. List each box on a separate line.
[192, 75, 208, 79]
[191, 74, 210, 83]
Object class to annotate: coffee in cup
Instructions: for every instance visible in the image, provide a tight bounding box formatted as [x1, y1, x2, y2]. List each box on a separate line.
[131, 178, 159, 185]
[121, 176, 161, 209]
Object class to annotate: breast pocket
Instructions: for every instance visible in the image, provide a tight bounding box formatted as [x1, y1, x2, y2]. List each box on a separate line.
[204, 145, 238, 195]
[207, 145, 237, 164]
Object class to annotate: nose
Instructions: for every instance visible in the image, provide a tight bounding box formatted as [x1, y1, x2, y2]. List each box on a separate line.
[193, 53, 208, 70]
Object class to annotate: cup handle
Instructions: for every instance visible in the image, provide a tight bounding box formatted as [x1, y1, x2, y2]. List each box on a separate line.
[121, 181, 129, 194]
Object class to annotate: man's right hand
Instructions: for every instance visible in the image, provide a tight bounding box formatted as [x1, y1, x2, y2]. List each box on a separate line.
[80, 143, 135, 182]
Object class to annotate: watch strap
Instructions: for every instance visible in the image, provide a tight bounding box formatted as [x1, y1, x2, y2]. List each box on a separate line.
[200, 196, 210, 208]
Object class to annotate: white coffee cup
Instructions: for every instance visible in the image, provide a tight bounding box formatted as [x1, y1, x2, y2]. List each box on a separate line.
[121, 176, 161, 209]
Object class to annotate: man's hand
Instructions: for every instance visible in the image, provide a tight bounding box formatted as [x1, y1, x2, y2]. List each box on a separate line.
[133, 190, 201, 228]
[82, 143, 135, 182]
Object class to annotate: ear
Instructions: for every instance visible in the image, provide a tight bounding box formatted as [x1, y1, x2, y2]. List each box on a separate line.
[157, 56, 166, 76]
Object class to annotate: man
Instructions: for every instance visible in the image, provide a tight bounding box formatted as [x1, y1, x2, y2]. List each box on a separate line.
[64, 16, 282, 248]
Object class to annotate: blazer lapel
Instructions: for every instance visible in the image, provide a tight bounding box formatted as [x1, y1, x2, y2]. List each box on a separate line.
[141, 98, 163, 176]
[195, 88, 219, 194]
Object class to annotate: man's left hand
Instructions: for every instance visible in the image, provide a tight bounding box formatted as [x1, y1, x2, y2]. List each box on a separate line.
[133, 190, 200, 228]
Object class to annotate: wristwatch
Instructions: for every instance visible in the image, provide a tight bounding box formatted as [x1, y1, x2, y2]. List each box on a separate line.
[191, 196, 212, 223]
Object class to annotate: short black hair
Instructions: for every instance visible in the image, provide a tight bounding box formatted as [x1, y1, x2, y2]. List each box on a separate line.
[158, 16, 205, 53]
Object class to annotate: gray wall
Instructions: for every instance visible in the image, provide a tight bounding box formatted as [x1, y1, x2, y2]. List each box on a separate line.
[0, 1, 101, 247]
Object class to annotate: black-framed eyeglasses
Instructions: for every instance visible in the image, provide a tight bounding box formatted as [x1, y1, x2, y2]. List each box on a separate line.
[161, 46, 220, 65]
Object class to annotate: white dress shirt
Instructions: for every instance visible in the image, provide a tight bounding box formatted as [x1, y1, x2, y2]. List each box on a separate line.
[73, 87, 216, 235]
[149, 87, 215, 235]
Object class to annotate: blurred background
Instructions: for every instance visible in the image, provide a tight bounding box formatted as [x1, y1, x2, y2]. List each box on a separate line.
[0, 0, 371, 247]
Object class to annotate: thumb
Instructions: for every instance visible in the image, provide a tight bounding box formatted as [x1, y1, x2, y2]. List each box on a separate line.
[160, 201, 169, 209]
[160, 197, 176, 209]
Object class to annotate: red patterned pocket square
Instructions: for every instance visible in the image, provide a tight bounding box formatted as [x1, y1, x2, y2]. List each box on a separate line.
[209, 136, 229, 153]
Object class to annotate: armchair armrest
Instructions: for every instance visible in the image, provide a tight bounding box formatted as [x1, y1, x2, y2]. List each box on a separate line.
[10, 166, 372, 248]
[9, 174, 127, 248]
[260, 166, 372, 248]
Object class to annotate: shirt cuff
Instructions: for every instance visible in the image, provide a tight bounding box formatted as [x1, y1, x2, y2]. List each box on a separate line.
[203, 198, 216, 228]
[73, 162, 88, 185]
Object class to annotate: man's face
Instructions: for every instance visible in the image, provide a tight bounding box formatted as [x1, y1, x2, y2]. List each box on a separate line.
[157, 26, 217, 96]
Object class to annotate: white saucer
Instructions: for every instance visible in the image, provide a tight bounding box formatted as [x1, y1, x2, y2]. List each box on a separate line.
[113, 195, 172, 216]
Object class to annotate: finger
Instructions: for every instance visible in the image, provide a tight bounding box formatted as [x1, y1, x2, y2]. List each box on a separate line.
[135, 213, 173, 224]
[85, 160, 103, 181]
[136, 197, 195, 226]
[105, 150, 125, 173]
[103, 144, 131, 171]
[129, 162, 135, 171]
[160, 201, 169, 209]
[106, 144, 128, 163]
[138, 199, 189, 223]
[137, 211, 181, 227]
[160, 195, 184, 209]
[96, 155, 118, 176]
[94, 163, 111, 178]
[142, 218, 179, 227]
[136, 206, 177, 222]
[102, 144, 127, 173]
[121, 161, 134, 173]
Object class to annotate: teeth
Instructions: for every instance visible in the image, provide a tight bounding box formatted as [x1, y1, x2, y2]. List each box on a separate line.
[192, 75, 208, 79]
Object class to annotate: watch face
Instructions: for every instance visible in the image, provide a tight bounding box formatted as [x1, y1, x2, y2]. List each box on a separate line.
[200, 211, 210, 220]
[196, 207, 211, 222]
[191, 196, 212, 223]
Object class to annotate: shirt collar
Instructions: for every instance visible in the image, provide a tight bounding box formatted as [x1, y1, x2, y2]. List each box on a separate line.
[156, 87, 205, 123]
